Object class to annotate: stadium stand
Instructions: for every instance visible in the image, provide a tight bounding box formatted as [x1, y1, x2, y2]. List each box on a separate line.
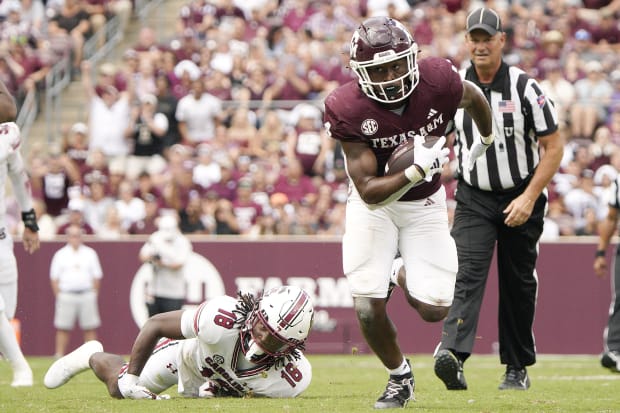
[8, 0, 620, 238]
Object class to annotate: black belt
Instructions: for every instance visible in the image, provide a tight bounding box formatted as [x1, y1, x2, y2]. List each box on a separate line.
[64, 289, 92, 294]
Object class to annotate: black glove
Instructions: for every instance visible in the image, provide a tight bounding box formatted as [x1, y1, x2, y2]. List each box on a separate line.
[22, 209, 39, 232]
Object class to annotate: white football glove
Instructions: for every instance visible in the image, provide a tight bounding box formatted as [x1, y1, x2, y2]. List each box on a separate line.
[118, 373, 165, 400]
[467, 134, 494, 171]
[412, 135, 450, 182]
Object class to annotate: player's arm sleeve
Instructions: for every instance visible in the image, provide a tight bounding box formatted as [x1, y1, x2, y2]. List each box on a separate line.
[180, 306, 200, 339]
[7, 146, 34, 212]
[288, 355, 312, 398]
[180, 296, 238, 343]
[265, 354, 313, 398]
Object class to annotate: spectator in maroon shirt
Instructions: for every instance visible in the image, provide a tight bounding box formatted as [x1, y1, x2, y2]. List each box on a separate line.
[232, 178, 263, 234]
[565, 1, 592, 37]
[582, 0, 620, 12]
[214, 0, 245, 22]
[262, 55, 311, 105]
[205, 158, 238, 201]
[172, 28, 202, 63]
[2, 19, 50, 102]
[591, 10, 620, 51]
[178, 190, 208, 234]
[177, 0, 216, 34]
[241, 62, 269, 101]
[134, 171, 164, 206]
[56, 198, 95, 235]
[133, 26, 165, 55]
[272, 158, 318, 206]
[127, 193, 160, 235]
[40, 151, 80, 218]
[63, 122, 91, 177]
[161, 160, 200, 211]
[81, 150, 111, 194]
[285, 103, 330, 178]
[539, 30, 565, 62]
[94, 62, 127, 97]
[282, 0, 317, 32]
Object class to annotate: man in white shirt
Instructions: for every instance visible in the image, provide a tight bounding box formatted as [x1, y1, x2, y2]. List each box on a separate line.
[175, 77, 223, 145]
[49, 224, 103, 357]
[139, 214, 192, 316]
[81, 60, 131, 160]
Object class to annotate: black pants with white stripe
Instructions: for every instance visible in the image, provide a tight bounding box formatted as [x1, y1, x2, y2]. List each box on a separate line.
[440, 180, 545, 368]
[607, 248, 620, 351]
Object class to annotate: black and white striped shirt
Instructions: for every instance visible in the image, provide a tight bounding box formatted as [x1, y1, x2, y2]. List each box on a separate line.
[453, 62, 559, 191]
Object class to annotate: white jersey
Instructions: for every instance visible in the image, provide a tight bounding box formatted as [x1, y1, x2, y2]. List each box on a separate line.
[175, 295, 312, 398]
[0, 123, 33, 292]
[0, 123, 32, 231]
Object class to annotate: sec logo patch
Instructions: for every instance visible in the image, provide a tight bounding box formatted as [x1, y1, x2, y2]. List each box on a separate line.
[361, 119, 378, 136]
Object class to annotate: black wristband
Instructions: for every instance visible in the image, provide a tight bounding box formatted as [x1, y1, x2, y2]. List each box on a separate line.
[595, 249, 606, 258]
[21, 209, 39, 232]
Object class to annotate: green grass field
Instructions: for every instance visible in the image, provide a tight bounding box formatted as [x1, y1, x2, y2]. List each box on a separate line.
[0, 354, 618, 412]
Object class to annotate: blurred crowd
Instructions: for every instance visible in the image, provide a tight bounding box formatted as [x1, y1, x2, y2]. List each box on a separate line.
[6, 0, 620, 239]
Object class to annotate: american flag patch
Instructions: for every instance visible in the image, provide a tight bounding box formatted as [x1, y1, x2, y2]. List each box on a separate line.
[537, 94, 546, 108]
[498, 100, 515, 113]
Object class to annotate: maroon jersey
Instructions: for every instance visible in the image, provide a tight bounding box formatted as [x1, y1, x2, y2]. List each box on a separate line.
[291, 125, 323, 177]
[324, 57, 463, 201]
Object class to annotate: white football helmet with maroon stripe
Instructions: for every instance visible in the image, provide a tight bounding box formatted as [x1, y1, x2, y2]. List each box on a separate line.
[241, 286, 314, 361]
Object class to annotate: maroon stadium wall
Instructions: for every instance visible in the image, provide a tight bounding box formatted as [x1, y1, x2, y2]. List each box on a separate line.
[15, 239, 611, 356]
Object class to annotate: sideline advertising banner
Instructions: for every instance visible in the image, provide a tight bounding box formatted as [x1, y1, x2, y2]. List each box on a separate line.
[15, 239, 610, 356]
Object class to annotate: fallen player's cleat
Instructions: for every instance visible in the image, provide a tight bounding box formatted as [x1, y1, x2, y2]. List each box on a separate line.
[44, 340, 103, 389]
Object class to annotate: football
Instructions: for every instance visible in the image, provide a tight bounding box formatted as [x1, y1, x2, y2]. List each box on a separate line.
[384, 135, 443, 175]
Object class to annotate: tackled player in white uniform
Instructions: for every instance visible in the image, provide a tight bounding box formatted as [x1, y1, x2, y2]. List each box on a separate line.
[44, 285, 313, 399]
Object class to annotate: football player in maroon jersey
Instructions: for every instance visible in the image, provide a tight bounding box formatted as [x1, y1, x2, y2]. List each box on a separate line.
[323, 16, 494, 408]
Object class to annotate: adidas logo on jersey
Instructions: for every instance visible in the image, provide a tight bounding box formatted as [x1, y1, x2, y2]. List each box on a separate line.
[426, 108, 438, 119]
[423, 198, 435, 206]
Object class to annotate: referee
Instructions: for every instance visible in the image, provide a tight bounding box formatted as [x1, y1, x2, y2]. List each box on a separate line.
[593, 174, 620, 373]
[433, 7, 564, 391]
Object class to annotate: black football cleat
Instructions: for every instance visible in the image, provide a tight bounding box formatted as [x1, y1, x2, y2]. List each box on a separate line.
[434, 349, 467, 390]
[600, 351, 620, 372]
[498, 366, 530, 390]
[374, 359, 415, 409]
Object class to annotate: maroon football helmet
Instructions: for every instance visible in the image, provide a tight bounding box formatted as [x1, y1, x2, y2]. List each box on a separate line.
[349, 17, 419, 103]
